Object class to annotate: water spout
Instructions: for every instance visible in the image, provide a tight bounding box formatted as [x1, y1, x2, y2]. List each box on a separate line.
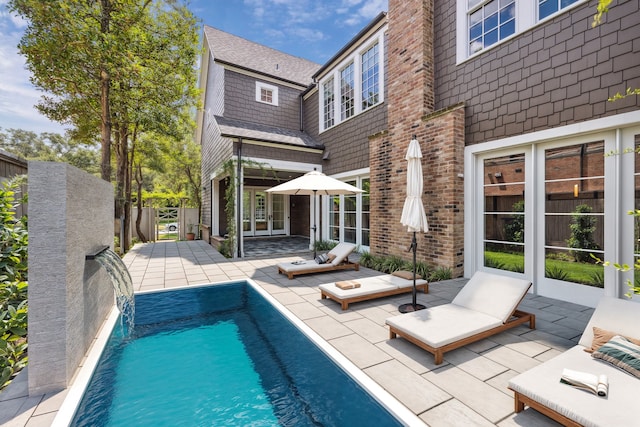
[91, 248, 135, 332]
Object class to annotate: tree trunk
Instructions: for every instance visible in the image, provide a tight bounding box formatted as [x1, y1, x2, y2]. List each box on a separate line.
[99, 0, 112, 182]
[134, 162, 147, 243]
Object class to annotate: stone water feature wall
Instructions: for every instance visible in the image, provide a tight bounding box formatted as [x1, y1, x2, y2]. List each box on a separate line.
[28, 162, 114, 395]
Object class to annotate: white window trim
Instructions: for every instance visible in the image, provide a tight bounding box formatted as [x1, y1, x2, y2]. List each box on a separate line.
[318, 28, 385, 133]
[456, 0, 589, 64]
[255, 81, 279, 106]
[464, 110, 640, 307]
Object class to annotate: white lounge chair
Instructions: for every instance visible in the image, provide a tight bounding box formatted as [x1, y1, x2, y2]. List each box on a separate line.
[386, 271, 534, 364]
[277, 242, 359, 280]
[509, 297, 640, 427]
[319, 273, 429, 310]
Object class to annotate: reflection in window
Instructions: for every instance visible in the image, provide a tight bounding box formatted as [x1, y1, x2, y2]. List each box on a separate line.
[329, 195, 340, 241]
[539, 0, 579, 20]
[483, 153, 525, 273]
[323, 78, 335, 129]
[361, 179, 370, 246]
[361, 43, 379, 110]
[468, 0, 515, 55]
[344, 180, 357, 244]
[544, 142, 604, 287]
[340, 63, 355, 120]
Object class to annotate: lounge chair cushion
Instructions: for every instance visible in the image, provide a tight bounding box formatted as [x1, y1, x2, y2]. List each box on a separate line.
[386, 304, 503, 348]
[280, 260, 337, 273]
[328, 242, 356, 266]
[319, 274, 428, 300]
[578, 297, 640, 349]
[509, 345, 639, 427]
[451, 271, 531, 323]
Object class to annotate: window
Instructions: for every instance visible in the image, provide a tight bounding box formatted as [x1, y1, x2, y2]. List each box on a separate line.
[325, 176, 370, 248]
[483, 154, 525, 273]
[457, 0, 588, 62]
[255, 81, 278, 106]
[344, 180, 357, 243]
[340, 63, 354, 120]
[544, 142, 605, 287]
[318, 27, 385, 131]
[323, 78, 335, 129]
[468, 0, 516, 55]
[361, 178, 370, 246]
[361, 44, 379, 110]
[539, 0, 580, 20]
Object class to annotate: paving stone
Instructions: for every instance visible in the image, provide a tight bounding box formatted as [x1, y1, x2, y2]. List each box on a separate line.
[365, 359, 451, 414]
[481, 346, 542, 374]
[303, 316, 353, 340]
[444, 348, 509, 381]
[329, 334, 392, 368]
[420, 398, 496, 427]
[344, 317, 389, 343]
[283, 301, 326, 320]
[423, 365, 514, 424]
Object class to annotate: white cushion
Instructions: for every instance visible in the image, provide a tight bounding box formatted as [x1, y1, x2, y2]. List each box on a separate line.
[385, 275, 428, 288]
[452, 271, 531, 323]
[578, 297, 640, 348]
[320, 280, 397, 299]
[328, 242, 356, 266]
[509, 345, 640, 427]
[277, 260, 336, 273]
[385, 304, 502, 348]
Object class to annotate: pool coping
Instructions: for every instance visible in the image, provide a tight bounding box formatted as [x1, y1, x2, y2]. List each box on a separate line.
[51, 279, 425, 427]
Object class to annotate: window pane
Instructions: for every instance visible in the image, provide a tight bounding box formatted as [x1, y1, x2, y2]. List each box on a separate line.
[468, 0, 515, 55]
[544, 142, 605, 286]
[361, 43, 379, 110]
[539, 0, 557, 19]
[484, 28, 498, 47]
[323, 78, 334, 129]
[483, 153, 525, 272]
[361, 178, 370, 247]
[500, 19, 515, 39]
[340, 63, 354, 120]
[485, 12, 499, 31]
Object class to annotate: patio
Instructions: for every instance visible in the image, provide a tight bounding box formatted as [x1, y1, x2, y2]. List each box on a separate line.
[2, 240, 593, 426]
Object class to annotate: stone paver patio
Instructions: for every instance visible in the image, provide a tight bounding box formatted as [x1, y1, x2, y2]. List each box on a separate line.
[2, 240, 595, 426]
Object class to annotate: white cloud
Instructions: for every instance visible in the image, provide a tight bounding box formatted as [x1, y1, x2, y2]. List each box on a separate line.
[0, 12, 67, 134]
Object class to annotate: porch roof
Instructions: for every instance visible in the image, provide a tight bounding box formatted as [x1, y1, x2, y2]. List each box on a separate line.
[215, 116, 324, 150]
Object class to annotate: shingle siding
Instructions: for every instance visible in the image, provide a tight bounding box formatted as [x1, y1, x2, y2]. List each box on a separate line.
[224, 71, 302, 130]
[434, 0, 640, 147]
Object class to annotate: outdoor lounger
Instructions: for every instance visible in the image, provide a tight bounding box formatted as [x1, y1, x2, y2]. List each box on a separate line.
[386, 271, 535, 365]
[319, 273, 429, 310]
[277, 242, 359, 279]
[508, 297, 640, 427]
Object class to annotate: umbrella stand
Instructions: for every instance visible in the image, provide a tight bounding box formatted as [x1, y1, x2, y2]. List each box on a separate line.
[398, 231, 426, 313]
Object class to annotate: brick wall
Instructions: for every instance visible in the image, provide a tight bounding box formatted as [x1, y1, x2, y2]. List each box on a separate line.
[434, 0, 640, 146]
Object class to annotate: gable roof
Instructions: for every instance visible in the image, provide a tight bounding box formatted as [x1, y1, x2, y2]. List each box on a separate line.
[203, 26, 320, 87]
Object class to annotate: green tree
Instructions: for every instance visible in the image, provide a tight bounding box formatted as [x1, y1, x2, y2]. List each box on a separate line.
[567, 204, 599, 263]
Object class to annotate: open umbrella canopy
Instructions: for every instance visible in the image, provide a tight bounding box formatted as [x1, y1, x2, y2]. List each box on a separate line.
[266, 170, 363, 196]
[400, 138, 428, 233]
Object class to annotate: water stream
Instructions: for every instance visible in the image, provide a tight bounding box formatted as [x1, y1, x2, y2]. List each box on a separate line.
[93, 248, 135, 332]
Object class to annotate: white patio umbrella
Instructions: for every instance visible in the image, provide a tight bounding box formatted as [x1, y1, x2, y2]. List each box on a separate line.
[266, 170, 363, 257]
[399, 135, 429, 313]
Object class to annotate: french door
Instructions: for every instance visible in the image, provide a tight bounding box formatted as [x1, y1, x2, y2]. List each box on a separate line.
[243, 189, 286, 236]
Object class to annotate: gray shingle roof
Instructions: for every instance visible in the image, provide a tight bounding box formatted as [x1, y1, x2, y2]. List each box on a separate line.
[215, 116, 323, 149]
[203, 26, 320, 86]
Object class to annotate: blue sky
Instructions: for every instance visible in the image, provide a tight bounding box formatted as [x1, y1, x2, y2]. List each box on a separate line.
[0, 0, 388, 136]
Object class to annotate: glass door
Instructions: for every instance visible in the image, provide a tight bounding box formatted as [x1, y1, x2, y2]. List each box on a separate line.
[271, 193, 286, 235]
[254, 191, 269, 235]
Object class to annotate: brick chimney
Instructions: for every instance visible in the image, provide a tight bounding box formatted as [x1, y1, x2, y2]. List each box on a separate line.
[370, 0, 465, 277]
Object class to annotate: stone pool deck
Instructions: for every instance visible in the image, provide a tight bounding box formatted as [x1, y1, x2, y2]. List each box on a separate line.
[2, 240, 595, 426]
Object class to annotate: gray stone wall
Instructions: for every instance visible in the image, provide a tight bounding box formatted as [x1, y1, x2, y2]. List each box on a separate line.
[27, 162, 114, 395]
[434, 0, 640, 146]
[224, 71, 303, 130]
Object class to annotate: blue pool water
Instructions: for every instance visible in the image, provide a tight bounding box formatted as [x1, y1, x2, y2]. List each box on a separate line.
[71, 282, 405, 426]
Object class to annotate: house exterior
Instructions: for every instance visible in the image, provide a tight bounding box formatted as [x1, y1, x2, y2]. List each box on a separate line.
[198, 0, 640, 307]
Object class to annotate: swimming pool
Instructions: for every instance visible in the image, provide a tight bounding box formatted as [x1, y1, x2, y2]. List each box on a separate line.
[54, 280, 422, 426]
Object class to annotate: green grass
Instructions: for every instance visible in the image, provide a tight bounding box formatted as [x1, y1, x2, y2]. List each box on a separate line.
[485, 251, 604, 287]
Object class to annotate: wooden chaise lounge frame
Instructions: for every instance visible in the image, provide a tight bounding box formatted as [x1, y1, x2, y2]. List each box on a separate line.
[386, 271, 535, 365]
[388, 309, 534, 365]
[320, 277, 428, 310]
[278, 258, 359, 280]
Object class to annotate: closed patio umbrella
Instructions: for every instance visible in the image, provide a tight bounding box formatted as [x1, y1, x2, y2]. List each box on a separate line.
[266, 170, 363, 258]
[399, 135, 428, 313]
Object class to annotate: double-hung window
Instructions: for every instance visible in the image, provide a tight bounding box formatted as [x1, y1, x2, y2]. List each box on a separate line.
[457, 0, 588, 62]
[318, 26, 385, 132]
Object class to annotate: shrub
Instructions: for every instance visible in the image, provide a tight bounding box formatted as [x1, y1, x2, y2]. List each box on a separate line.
[567, 204, 599, 263]
[0, 179, 28, 390]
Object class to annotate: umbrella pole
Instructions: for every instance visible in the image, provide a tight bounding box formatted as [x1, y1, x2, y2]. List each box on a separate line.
[312, 189, 317, 259]
[399, 232, 426, 313]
